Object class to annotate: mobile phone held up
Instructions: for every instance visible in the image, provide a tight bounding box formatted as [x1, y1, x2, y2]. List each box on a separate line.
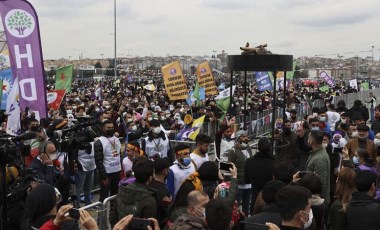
[68, 208, 80, 219]
[220, 162, 232, 171]
[129, 218, 153, 230]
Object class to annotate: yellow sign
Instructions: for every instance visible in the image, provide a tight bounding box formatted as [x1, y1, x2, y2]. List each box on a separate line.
[196, 62, 218, 96]
[161, 61, 188, 101]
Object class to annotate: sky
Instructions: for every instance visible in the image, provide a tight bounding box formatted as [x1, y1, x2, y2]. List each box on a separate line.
[3, 0, 380, 60]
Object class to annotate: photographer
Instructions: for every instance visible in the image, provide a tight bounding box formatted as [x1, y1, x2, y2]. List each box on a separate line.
[21, 183, 97, 230]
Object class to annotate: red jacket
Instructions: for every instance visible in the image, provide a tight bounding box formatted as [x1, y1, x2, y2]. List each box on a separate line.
[40, 219, 60, 230]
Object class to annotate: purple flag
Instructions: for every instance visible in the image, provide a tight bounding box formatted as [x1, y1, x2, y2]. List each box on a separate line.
[0, 0, 48, 119]
[319, 71, 334, 87]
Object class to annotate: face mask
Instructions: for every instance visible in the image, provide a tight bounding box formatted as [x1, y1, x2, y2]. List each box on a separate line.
[194, 206, 206, 219]
[105, 105, 111, 109]
[148, 117, 153, 121]
[301, 210, 313, 229]
[322, 143, 328, 148]
[181, 157, 192, 166]
[311, 127, 319, 131]
[283, 127, 291, 135]
[95, 108, 100, 112]
[66, 110, 72, 115]
[341, 119, 347, 124]
[160, 116, 165, 121]
[104, 129, 115, 137]
[374, 138, 380, 147]
[153, 127, 161, 134]
[353, 156, 359, 165]
[351, 131, 358, 137]
[72, 106, 77, 110]
[319, 117, 326, 122]
[30, 126, 40, 132]
[49, 152, 58, 161]
[127, 118, 133, 123]
[131, 125, 137, 131]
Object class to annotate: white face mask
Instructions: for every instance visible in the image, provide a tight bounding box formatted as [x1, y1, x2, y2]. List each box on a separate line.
[341, 118, 347, 124]
[49, 153, 58, 161]
[302, 209, 313, 229]
[153, 127, 161, 134]
[148, 117, 153, 121]
[127, 118, 133, 123]
[66, 110, 72, 115]
[322, 143, 328, 148]
[374, 138, 380, 147]
[352, 131, 359, 137]
[131, 125, 137, 131]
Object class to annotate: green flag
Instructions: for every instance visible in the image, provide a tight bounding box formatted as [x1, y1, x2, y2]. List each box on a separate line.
[193, 82, 200, 100]
[55, 65, 74, 92]
[319, 85, 329, 92]
[361, 82, 369, 91]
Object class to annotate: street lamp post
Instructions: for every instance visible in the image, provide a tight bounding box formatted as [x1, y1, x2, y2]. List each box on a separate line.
[114, 0, 117, 79]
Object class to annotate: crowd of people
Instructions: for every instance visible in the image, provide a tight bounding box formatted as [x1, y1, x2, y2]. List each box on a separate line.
[0, 74, 379, 230]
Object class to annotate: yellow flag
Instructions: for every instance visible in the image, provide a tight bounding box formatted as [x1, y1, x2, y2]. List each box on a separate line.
[196, 62, 218, 96]
[189, 115, 206, 140]
[161, 61, 188, 100]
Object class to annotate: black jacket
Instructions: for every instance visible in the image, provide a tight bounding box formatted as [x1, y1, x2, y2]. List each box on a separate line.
[30, 158, 59, 186]
[346, 192, 380, 230]
[246, 203, 282, 226]
[244, 151, 275, 191]
[348, 105, 369, 121]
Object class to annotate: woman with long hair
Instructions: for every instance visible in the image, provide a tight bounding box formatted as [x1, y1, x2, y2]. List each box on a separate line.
[327, 167, 357, 230]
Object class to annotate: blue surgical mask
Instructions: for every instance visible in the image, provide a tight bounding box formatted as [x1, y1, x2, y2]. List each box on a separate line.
[311, 127, 319, 131]
[182, 157, 192, 166]
[353, 156, 359, 165]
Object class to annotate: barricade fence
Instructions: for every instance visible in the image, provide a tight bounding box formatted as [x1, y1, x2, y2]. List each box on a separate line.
[312, 88, 380, 109]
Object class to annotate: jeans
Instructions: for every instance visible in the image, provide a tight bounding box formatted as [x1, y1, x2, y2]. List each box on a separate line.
[75, 170, 94, 207]
[99, 171, 120, 202]
[237, 188, 251, 216]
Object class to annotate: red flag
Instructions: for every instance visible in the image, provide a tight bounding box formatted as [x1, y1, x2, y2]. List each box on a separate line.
[47, 90, 65, 110]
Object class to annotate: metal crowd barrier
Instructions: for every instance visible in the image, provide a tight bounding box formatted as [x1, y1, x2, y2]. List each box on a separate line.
[312, 88, 380, 109]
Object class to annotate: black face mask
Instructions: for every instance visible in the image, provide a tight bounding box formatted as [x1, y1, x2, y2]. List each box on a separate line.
[283, 127, 291, 136]
[30, 126, 40, 132]
[104, 129, 115, 137]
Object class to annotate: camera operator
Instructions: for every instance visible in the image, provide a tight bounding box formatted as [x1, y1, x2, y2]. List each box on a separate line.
[94, 120, 121, 202]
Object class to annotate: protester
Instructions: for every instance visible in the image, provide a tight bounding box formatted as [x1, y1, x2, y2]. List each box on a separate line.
[228, 129, 253, 215]
[245, 180, 286, 227]
[305, 130, 331, 205]
[167, 144, 196, 199]
[149, 158, 172, 227]
[169, 190, 209, 230]
[191, 133, 214, 170]
[94, 120, 121, 202]
[114, 158, 157, 222]
[346, 170, 380, 229]
[344, 124, 377, 160]
[327, 167, 356, 230]
[276, 185, 313, 230]
[245, 137, 275, 214]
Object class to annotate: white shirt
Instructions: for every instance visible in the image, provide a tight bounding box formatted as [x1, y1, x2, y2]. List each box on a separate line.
[99, 136, 121, 173]
[326, 111, 340, 132]
[122, 157, 133, 173]
[190, 152, 209, 169]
